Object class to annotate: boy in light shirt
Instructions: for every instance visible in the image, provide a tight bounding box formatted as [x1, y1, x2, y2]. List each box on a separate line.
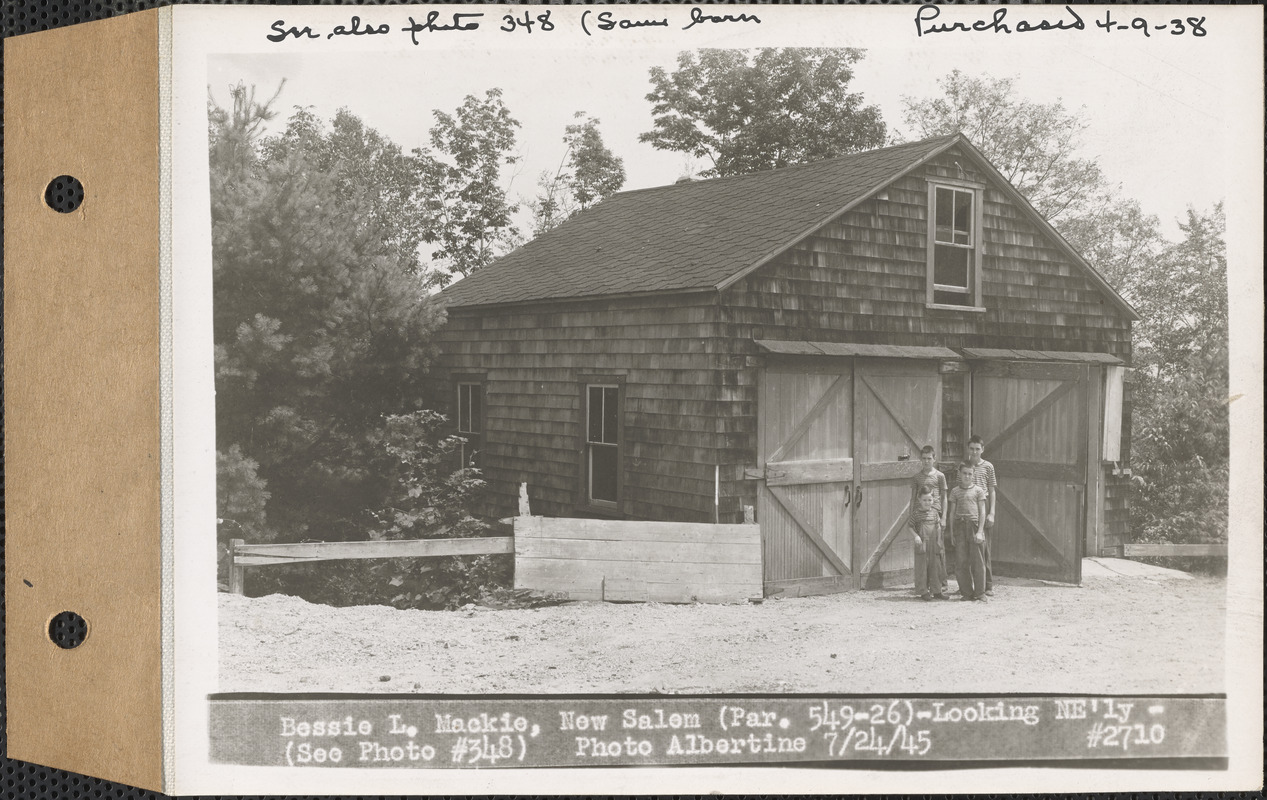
[946, 463, 988, 602]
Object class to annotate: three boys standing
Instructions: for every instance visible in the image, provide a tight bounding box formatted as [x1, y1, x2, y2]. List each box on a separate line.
[907, 437, 998, 602]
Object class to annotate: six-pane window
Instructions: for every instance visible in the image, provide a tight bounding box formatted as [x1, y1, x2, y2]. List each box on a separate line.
[931, 185, 977, 307]
[456, 382, 482, 466]
[586, 385, 620, 505]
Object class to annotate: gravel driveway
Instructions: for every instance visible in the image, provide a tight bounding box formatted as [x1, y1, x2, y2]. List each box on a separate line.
[219, 563, 1224, 695]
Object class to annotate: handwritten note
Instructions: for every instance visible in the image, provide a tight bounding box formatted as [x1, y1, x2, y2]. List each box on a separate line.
[913, 5, 1207, 39]
[266, 5, 1212, 46]
[266, 8, 764, 45]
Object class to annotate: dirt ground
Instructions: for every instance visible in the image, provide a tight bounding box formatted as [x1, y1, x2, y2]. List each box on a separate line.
[219, 563, 1225, 695]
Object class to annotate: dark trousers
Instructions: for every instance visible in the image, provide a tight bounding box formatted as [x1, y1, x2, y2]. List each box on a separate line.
[913, 537, 945, 596]
[954, 518, 987, 599]
[983, 517, 994, 590]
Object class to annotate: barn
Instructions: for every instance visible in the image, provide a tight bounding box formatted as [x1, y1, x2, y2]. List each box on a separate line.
[435, 133, 1135, 596]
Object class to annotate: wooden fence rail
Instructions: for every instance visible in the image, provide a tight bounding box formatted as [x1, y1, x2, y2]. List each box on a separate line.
[227, 536, 514, 594]
[1121, 543, 1228, 558]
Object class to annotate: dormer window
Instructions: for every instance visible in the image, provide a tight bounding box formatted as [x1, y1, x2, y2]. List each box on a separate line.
[926, 180, 984, 310]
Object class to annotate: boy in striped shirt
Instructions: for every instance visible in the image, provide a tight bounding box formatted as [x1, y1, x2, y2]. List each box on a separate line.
[946, 463, 988, 601]
[908, 485, 946, 600]
[967, 435, 997, 596]
[910, 445, 949, 593]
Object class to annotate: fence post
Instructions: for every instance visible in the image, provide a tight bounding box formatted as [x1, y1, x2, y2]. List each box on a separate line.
[518, 482, 531, 516]
[228, 538, 246, 595]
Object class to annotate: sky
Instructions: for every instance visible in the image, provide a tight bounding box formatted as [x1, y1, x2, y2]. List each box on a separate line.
[206, 7, 1244, 242]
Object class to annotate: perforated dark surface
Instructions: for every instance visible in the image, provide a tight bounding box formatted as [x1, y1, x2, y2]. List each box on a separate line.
[46, 612, 87, 649]
[42, 176, 85, 214]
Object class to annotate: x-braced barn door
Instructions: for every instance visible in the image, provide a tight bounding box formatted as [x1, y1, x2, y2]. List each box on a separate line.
[971, 361, 1088, 583]
[853, 360, 943, 588]
[757, 363, 855, 596]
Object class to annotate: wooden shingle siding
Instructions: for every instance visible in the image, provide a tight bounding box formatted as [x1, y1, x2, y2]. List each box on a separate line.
[436, 295, 728, 522]
[715, 147, 1132, 524]
[722, 161, 1131, 356]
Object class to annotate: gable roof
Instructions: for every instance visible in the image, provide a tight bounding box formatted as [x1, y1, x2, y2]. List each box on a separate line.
[440, 134, 1137, 320]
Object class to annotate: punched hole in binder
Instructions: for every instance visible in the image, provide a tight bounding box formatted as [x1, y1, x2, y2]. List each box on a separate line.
[48, 611, 88, 649]
[44, 175, 84, 213]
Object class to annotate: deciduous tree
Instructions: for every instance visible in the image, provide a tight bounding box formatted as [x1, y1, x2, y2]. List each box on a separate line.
[640, 48, 886, 178]
[1126, 205, 1228, 546]
[419, 88, 522, 284]
[902, 70, 1108, 223]
[530, 112, 626, 236]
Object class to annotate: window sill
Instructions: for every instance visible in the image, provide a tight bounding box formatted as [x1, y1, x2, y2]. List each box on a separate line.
[926, 303, 987, 314]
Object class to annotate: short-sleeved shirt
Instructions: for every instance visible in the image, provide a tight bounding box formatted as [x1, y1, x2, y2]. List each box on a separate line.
[908, 505, 941, 532]
[949, 485, 987, 520]
[911, 468, 948, 513]
[969, 459, 997, 493]
[908, 506, 941, 546]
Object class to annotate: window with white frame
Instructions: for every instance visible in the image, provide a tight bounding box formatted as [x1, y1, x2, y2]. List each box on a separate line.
[456, 381, 483, 467]
[585, 384, 621, 506]
[927, 182, 983, 308]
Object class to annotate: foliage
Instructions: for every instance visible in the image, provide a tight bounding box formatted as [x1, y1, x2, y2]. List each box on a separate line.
[419, 89, 522, 285]
[640, 48, 886, 178]
[217, 444, 272, 540]
[260, 107, 430, 273]
[530, 112, 627, 236]
[359, 411, 506, 610]
[901, 70, 1108, 223]
[1057, 196, 1165, 293]
[1126, 205, 1228, 376]
[210, 83, 503, 606]
[208, 81, 284, 186]
[1126, 206, 1229, 546]
[216, 444, 271, 589]
[367, 411, 489, 539]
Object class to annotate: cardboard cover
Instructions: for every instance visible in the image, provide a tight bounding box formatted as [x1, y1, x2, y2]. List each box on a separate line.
[4, 9, 164, 792]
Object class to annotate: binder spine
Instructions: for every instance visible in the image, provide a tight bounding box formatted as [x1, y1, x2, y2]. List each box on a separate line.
[158, 5, 176, 792]
[3, 9, 165, 792]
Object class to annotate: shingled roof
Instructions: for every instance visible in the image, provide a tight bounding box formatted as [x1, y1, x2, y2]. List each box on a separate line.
[439, 134, 1136, 319]
[440, 135, 960, 308]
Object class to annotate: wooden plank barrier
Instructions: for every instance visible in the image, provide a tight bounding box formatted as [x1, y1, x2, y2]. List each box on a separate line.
[513, 516, 762, 603]
[1122, 543, 1228, 558]
[227, 536, 514, 594]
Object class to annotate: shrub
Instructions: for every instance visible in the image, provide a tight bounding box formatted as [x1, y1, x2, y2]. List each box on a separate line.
[216, 445, 271, 590]
[244, 411, 511, 610]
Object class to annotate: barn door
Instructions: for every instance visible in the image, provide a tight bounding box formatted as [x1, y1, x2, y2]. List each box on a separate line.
[757, 362, 855, 596]
[853, 360, 943, 588]
[971, 361, 1087, 583]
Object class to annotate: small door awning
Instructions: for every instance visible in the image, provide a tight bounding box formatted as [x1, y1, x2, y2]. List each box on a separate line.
[753, 340, 1124, 365]
[754, 340, 961, 360]
[961, 348, 1124, 365]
